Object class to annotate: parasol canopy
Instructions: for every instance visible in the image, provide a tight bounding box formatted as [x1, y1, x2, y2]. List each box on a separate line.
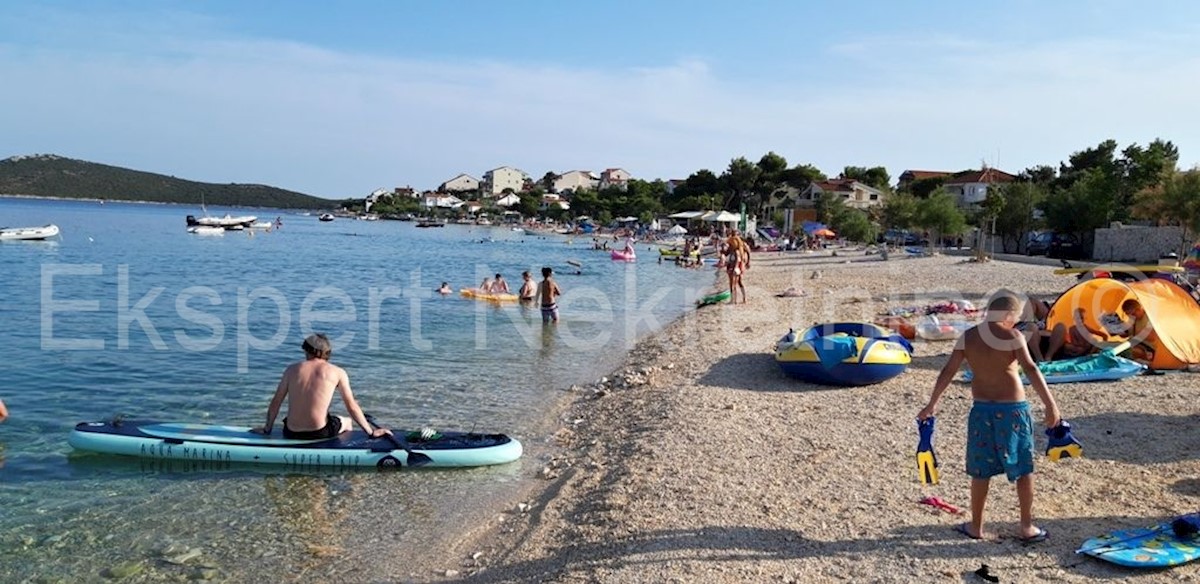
[667, 224, 688, 235]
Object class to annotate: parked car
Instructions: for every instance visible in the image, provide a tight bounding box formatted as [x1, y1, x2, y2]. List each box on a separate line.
[1026, 232, 1052, 256]
[1048, 232, 1085, 259]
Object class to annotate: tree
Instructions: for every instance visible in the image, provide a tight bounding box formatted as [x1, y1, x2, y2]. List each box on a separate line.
[815, 191, 847, 225]
[833, 208, 876, 243]
[517, 192, 541, 217]
[1041, 168, 1119, 236]
[907, 176, 945, 198]
[539, 171, 558, 191]
[782, 163, 826, 190]
[915, 191, 966, 246]
[720, 157, 760, 210]
[881, 192, 918, 231]
[993, 181, 1045, 253]
[1133, 167, 1200, 252]
[842, 166, 891, 190]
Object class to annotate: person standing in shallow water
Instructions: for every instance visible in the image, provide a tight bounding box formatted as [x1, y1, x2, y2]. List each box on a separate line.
[0, 397, 7, 423]
[535, 267, 562, 324]
[518, 271, 536, 303]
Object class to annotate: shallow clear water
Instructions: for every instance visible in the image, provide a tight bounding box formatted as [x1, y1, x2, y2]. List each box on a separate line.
[0, 198, 713, 581]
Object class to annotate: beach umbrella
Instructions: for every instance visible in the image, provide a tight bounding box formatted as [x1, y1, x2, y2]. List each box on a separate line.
[667, 224, 688, 235]
[813, 228, 836, 238]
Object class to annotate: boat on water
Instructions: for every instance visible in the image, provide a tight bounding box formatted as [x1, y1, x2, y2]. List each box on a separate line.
[476, 216, 493, 226]
[186, 213, 257, 229]
[186, 226, 225, 236]
[417, 219, 446, 228]
[0, 224, 60, 241]
[318, 213, 335, 222]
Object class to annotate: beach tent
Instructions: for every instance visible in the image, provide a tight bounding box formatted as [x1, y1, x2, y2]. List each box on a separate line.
[705, 210, 741, 223]
[667, 224, 688, 235]
[669, 211, 706, 220]
[1046, 277, 1200, 370]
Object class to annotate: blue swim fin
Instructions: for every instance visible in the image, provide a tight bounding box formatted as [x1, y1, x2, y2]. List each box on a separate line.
[1045, 420, 1082, 461]
[917, 417, 939, 484]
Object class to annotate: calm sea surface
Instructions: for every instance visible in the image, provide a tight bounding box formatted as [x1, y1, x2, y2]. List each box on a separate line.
[0, 197, 713, 581]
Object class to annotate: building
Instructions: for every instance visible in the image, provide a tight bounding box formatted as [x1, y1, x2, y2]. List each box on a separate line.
[495, 193, 521, 207]
[365, 188, 390, 212]
[480, 166, 529, 196]
[422, 193, 464, 209]
[439, 174, 479, 193]
[599, 168, 632, 190]
[540, 194, 570, 212]
[943, 168, 1016, 206]
[552, 170, 599, 193]
[800, 179, 886, 210]
[896, 170, 953, 192]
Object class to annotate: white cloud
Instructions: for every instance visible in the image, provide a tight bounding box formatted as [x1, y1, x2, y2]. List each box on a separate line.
[1, 16, 1200, 196]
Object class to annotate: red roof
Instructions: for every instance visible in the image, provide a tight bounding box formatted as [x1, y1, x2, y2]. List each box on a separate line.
[900, 170, 953, 181]
[814, 178, 858, 192]
[946, 168, 1016, 184]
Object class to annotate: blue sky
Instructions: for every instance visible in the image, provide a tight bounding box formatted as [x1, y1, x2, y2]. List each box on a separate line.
[3, 1, 1200, 198]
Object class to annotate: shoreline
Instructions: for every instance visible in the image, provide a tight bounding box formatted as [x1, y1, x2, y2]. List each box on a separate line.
[429, 251, 1200, 583]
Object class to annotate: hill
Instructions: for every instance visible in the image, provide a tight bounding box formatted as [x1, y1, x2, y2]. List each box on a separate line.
[0, 154, 332, 209]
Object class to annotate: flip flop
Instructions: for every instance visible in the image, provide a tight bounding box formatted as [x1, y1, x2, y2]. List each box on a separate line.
[1019, 528, 1049, 544]
[955, 522, 983, 540]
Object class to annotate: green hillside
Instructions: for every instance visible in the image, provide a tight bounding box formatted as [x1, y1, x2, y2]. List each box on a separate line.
[0, 154, 332, 209]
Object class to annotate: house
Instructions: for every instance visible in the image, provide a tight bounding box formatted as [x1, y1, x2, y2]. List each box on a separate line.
[943, 168, 1016, 207]
[599, 168, 631, 190]
[897, 170, 953, 192]
[665, 179, 687, 195]
[552, 170, 599, 193]
[365, 188, 391, 212]
[463, 200, 484, 214]
[540, 195, 570, 212]
[495, 193, 521, 207]
[480, 166, 529, 196]
[439, 174, 479, 193]
[800, 179, 886, 210]
[422, 193, 464, 209]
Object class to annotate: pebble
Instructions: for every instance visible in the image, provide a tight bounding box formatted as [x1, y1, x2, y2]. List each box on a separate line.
[103, 561, 144, 579]
[471, 551, 483, 560]
[165, 548, 202, 565]
[444, 569, 460, 577]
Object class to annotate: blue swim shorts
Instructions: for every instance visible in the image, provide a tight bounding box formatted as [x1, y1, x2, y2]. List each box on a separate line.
[965, 401, 1035, 481]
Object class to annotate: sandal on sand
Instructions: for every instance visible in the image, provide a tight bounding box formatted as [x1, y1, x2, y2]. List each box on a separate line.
[1019, 528, 1049, 544]
[955, 522, 983, 540]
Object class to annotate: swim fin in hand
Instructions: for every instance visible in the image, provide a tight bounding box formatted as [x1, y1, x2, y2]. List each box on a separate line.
[917, 417, 939, 484]
[1046, 420, 1082, 461]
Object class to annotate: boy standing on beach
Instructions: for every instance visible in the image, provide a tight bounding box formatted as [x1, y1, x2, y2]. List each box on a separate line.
[917, 293, 1061, 542]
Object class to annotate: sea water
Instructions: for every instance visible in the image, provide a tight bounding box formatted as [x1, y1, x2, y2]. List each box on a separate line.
[0, 198, 714, 581]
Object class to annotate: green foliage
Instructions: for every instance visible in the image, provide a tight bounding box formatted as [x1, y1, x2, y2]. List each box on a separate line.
[916, 191, 966, 241]
[881, 192, 918, 230]
[366, 195, 421, 215]
[842, 166, 891, 190]
[907, 176, 945, 198]
[815, 191, 847, 225]
[721, 157, 761, 209]
[1041, 168, 1120, 234]
[518, 192, 541, 217]
[782, 163, 826, 190]
[993, 182, 1045, 253]
[833, 208, 876, 243]
[1134, 167, 1200, 239]
[0, 154, 330, 208]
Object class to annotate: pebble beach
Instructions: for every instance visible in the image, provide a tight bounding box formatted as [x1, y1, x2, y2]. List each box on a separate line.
[431, 251, 1200, 584]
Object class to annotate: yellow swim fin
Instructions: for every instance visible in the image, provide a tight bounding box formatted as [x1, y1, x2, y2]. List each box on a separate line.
[917, 418, 939, 484]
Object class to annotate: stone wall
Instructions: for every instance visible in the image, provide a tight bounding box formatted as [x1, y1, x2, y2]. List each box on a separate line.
[1092, 225, 1187, 263]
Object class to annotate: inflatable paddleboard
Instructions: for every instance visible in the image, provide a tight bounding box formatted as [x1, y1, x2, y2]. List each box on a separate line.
[697, 290, 731, 306]
[460, 289, 519, 302]
[1079, 517, 1200, 567]
[69, 420, 522, 469]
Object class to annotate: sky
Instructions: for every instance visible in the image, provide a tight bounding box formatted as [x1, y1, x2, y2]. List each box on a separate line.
[3, 1, 1200, 199]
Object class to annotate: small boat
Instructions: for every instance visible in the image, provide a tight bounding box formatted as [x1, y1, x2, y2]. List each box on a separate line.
[249, 221, 274, 229]
[775, 323, 913, 386]
[611, 249, 637, 261]
[69, 419, 523, 469]
[511, 227, 525, 233]
[187, 226, 225, 236]
[318, 213, 335, 222]
[186, 214, 257, 228]
[0, 224, 60, 241]
[476, 216, 493, 226]
[416, 219, 446, 228]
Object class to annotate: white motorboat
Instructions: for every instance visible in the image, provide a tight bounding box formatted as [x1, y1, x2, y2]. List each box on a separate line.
[187, 226, 226, 236]
[318, 213, 335, 222]
[186, 213, 257, 228]
[249, 221, 274, 229]
[0, 224, 60, 241]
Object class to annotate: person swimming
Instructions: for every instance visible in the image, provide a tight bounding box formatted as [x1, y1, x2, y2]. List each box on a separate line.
[437, 282, 452, 295]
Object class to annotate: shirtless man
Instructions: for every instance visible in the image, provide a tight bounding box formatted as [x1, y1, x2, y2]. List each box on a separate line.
[918, 293, 1061, 543]
[0, 397, 8, 423]
[254, 334, 391, 440]
[534, 267, 562, 324]
[492, 273, 510, 294]
[518, 271, 536, 302]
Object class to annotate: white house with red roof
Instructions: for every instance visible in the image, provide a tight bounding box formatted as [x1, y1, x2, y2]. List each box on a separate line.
[599, 168, 631, 190]
[943, 167, 1016, 206]
[799, 178, 885, 209]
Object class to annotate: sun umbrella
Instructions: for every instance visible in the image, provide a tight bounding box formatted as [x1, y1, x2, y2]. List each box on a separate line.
[813, 228, 836, 238]
[667, 225, 688, 235]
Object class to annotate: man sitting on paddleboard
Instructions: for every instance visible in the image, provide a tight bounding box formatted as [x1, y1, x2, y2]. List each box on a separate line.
[253, 333, 392, 440]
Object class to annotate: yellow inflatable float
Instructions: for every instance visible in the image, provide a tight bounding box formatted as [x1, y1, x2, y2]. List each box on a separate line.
[460, 289, 519, 302]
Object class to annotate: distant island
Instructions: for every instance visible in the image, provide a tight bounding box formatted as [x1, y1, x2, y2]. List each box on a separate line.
[0, 154, 332, 209]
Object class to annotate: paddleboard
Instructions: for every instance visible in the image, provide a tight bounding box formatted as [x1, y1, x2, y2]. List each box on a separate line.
[460, 289, 519, 302]
[1053, 265, 1185, 275]
[69, 420, 522, 469]
[1079, 518, 1200, 567]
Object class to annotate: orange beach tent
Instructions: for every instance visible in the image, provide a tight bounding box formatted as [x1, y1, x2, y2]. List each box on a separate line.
[1046, 278, 1200, 370]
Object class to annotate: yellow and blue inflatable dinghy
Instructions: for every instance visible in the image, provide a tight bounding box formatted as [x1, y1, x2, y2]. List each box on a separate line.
[775, 322, 913, 386]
